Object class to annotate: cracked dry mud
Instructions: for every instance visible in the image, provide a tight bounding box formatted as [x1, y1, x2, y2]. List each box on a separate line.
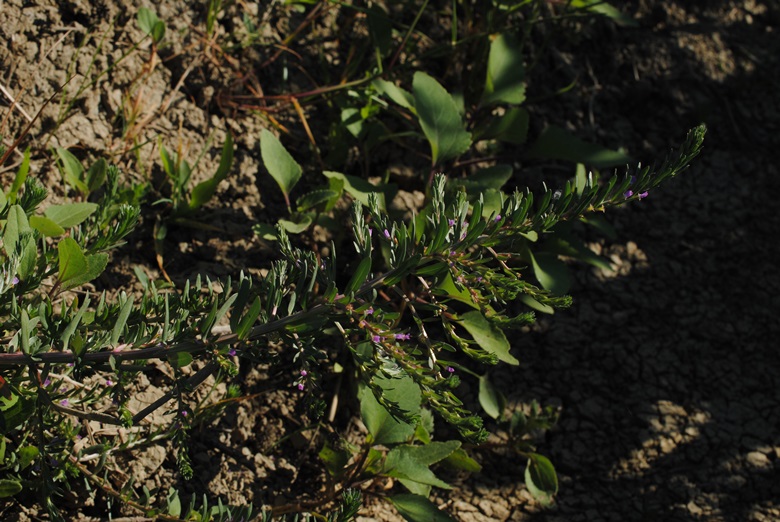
[1, 0, 779, 520]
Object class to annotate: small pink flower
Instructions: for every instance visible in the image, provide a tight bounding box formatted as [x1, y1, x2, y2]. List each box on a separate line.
[60, 399, 70, 407]
[638, 191, 649, 199]
[383, 229, 391, 239]
[446, 366, 455, 373]
[228, 348, 237, 357]
[372, 335, 381, 343]
[395, 333, 411, 341]
[11, 276, 19, 285]
[365, 307, 374, 315]
[300, 370, 307, 377]
[181, 410, 188, 417]
[106, 379, 113, 386]
[297, 383, 305, 391]
[494, 215, 502, 222]
[43, 378, 51, 387]
[624, 190, 634, 199]
[448, 219, 456, 227]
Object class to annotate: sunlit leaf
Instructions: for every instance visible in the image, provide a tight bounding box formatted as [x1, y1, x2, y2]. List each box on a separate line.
[390, 494, 455, 522]
[458, 310, 518, 365]
[260, 129, 302, 208]
[44, 202, 98, 228]
[412, 72, 472, 165]
[482, 32, 526, 106]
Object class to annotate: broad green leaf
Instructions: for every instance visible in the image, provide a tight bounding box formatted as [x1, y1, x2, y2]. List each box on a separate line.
[525, 453, 558, 506]
[319, 440, 350, 478]
[412, 72, 472, 165]
[442, 448, 482, 473]
[168, 351, 193, 369]
[373, 79, 416, 112]
[571, 0, 638, 26]
[458, 310, 518, 365]
[390, 494, 455, 522]
[455, 165, 513, 192]
[278, 213, 313, 234]
[345, 257, 371, 295]
[56, 148, 88, 194]
[3, 205, 30, 253]
[137, 8, 162, 37]
[18, 235, 37, 280]
[0, 479, 22, 498]
[297, 189, 339, 212]
[260, 129, 302, 206]
[253, 223, 278, 241]
[190, 134, 234, 210]
[528, 250, 571, 296]
[57, 237, 88, 284]
[359, 372, 421, 445]
[434, 273, 480, 310]
[323, 171, 388, 211]
[480, 107, 529, 144]
[341, 107, 364, 138]
[0, 394, 35, 434]
[18, 445, 38, 470]
[520, 294, 554, 314]
[151, 20, 166, 43]
[86, 158, 107, 192]
[44, 202, 98, 228]
[526, 126, 632, 168]
[482, 33, 526, 106]
[8, 148, 30, 203]
[29, 215, 65, 237]
[62, 253, 108, 290]
[166, 487, 182, 517]
[478, 373, 506, 419]
[384, 441, 460, 490]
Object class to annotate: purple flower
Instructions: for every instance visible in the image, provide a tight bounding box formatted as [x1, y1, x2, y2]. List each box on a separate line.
[638, 191, 649, 199]
[43, 378, 51, 387]
[181, 410, 188, 417]
[106, 379, 113, 386]
[383, 229, 391, 239]
[372, 335, 381, 343]
[446, 366, 455, 373]
[624, 190, 634, 199]
[476, 276, 483, 282]
[368, 228, 373, 237]
[228, 348, 237, 357]
[300, 370, 307, 377]
[60, 399, 70, 407]
[297, 383, 305, 391]
[365, 307, 374, 315]
[448, 219, 456, 227]
[395, 333, 411, 341]
[11, 276, 19, 285]
[494, 215, 502, 222]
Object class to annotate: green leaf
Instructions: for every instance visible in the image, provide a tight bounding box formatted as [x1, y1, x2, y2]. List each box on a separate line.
[319, 440, 350, 478]
[253, 223, 278, 241]
[168, 351, 193, 369]
[236, 297, 261, 341]
[151, 20, 166, 43]
[44, 202, 98, 228]
[359, 372, 421, 445]
[18, 235, 37, 280]
[137, 8, 165, 42]
[434, 273, 481, 310]
[296, 189, 340, 212]
[390, 494, 455, 522]
[62, 252, 108, 290]
[0, 394, 35, 434]
[341, 107, 364, 138]
[57, 237, 87, 283]
[442, 448, 482, 473]
[3, 205, 30, 254]
[166, 487, 182, 517]
[86, 158, 107, 192]
[458, 310, 518, 365]
[482, 33, 526, 106]
[8, 148, 30, 203]
[29, 215, 65, 237]
[412, 72, 472, 165]
[571, 0, 638, 26]
[260, 129, 302, 207]
[525, 453, 558, 506]
[384, 441, 460, 490]
[373, 79, 416, 112]
[0, 479, 22, 498]
[526, 126, 632, 168]
[528, 250, 571, 296]
[322, 171, 388, 211]
[278, 213, 313, 234]
[345, 257, 371, 295]
[111, 295, 134, 345]
[18, 445, 38, 470]
[480, 107, 529, 144]
[520, 294, 554, 314]
[478, 373, 506, 419]
[56, 147, 88, 194]
[190, 134, 234, 210]
[455, 165, 513, 192]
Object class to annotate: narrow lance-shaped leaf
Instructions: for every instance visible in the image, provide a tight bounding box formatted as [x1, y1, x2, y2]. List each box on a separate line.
[190, 133, 234, 211]
[390, 494, 455, 522]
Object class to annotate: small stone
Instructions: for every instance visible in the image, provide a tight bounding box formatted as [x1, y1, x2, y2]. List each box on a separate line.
[747, 451, 770, 468]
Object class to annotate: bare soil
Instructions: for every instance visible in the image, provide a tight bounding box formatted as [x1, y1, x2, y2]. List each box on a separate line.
[1, 0, 779, 520]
